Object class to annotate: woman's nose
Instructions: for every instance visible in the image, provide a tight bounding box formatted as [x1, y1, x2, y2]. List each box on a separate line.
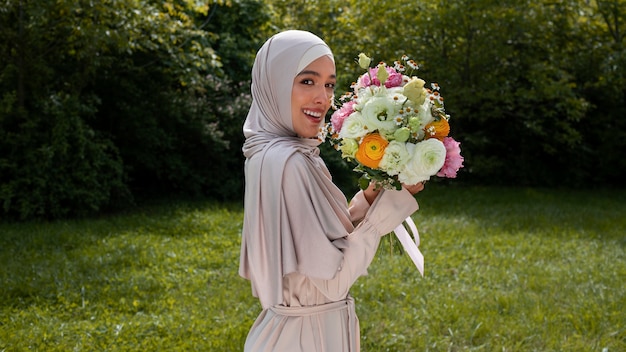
[314, 86, 330, 103]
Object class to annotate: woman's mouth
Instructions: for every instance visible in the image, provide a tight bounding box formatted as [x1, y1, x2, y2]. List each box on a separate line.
[303, 109, 323, 121]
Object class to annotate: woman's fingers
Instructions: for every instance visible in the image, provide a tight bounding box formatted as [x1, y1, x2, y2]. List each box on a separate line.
[403, 182, 425, 195]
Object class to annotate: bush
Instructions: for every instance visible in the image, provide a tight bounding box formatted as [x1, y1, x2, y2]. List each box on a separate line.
[0, 91, 129, 220]
[0, 0, 267, 220]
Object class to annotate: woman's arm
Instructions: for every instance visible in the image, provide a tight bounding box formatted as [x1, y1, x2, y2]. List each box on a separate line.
[363, 182, 382, 205]
[281, 154, 420, 300]
[310, 188, 419, 300]
[349, 182, 424, 225]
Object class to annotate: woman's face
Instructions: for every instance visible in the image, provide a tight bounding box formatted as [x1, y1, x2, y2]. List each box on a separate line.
[291, 56, 336, 138]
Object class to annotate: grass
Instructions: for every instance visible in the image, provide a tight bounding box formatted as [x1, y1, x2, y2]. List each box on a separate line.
[0, 186, 624, 351]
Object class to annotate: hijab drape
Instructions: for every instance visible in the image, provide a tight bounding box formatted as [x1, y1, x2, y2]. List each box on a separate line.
[239, 30, 353, 308]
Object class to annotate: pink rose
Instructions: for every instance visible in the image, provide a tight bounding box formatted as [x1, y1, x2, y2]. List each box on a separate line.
[356, 71, 373, 89]
[383, 67, 403, 88]
[331, 100, 356, 132]
[356, 67, 402, 89]
[437, 137, 464, 178]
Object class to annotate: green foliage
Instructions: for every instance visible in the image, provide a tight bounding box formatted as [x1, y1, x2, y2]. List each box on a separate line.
[572, 0, 626, 185]
[0, 187, 624, 350]
[0, 91, 128, 219]
[0, 0, 134, 219]
[2, 0, 626, 219]
[0, 0, 271, 219]
[266, 0, 626, 188]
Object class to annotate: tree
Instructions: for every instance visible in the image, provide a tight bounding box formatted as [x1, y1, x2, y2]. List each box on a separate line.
[1, 0, 133, 219]
[2, 0, 624, 220]
[576, 0, 626, 184]
[0, 0, 271, 219]
[264, 0, 625, 188]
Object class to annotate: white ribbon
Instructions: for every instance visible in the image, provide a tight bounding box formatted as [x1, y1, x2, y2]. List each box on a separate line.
[393, 216, 424, 276]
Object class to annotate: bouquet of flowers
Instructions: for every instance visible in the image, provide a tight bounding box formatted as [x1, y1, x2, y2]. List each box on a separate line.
[325, 53, 464, 190]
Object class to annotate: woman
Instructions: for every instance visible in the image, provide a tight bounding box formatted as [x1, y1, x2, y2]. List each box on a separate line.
[239, 30, 423, 352]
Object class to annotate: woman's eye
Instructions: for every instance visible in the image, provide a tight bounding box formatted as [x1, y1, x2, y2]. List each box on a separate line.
[301, 79, 314, 85]
[326, 83, 336, 89]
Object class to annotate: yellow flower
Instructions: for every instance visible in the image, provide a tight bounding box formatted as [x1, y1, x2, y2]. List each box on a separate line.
[403, 77, 427, 104]
[356, 133, 389, 169]
[358, 53, 372, 69]
[376, 63, 389, 86]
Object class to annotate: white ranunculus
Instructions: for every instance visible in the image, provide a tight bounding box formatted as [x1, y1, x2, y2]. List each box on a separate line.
[379, 140, 410, 176]
[354, 84, 380, 108]
[338, 112, 369, 140]
[398, 139, 446, 185]
[360, 96, 395, 129]
[419, 100, 435, 125]
[361, 95, 401, 133]
[385, 87, 406, 99]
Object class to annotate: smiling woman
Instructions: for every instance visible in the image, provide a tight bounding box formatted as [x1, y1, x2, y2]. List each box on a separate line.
[291, 56, 336, 138]
[238, 30, 425, 352]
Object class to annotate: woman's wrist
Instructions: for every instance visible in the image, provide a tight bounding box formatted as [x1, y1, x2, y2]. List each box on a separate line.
[363, 183, 382, 205]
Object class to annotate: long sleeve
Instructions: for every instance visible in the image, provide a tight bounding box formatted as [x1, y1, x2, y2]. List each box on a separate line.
[308, 188, 419, 300]
[277, 152, 418, 306]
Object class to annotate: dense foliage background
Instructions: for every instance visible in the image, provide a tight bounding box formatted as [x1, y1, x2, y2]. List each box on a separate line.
[1, 0, 624, 220]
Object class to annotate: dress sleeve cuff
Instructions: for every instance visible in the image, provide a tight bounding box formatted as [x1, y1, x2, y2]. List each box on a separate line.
[366, 188, 419, 236]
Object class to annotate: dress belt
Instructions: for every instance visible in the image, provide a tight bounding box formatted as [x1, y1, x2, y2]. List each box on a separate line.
[269, 296, 358, 351]
[269, 296, 354, 316]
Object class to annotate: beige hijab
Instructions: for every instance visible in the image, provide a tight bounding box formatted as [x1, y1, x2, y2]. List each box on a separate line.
[239, 30, 354, 308]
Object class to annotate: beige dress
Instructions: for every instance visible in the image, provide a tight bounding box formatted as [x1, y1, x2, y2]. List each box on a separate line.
[239, 30, 419, 352]
[242, 152, 419, 352]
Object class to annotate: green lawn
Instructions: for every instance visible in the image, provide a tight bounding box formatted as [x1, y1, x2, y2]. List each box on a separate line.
[1, 186, 624, 351]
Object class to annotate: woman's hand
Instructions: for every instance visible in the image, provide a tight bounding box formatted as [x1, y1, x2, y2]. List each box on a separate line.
[363, 182, 382, 205]
[364, 181, 425, 204]
[403, 181, 425, 195]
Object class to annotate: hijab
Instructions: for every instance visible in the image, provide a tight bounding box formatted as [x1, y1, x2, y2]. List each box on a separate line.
[239, 30, 354, 308]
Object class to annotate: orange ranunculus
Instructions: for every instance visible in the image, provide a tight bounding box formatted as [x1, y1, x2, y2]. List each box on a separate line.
[424, 118, 450, 141]
[356, 133, 389, 169]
